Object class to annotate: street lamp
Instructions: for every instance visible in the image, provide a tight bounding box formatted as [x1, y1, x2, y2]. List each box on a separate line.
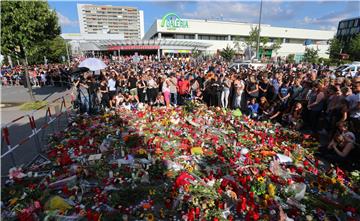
[22, 46, 35, 101]
[65, 41, 71, 66]
[255, 0, 263, 61]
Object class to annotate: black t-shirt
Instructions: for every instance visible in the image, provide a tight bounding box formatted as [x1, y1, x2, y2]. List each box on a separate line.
[128, 77, 137, 89]
[88, 82, 99, 94]
[196, 76, 205, 89]
[259, 82, 269, 96]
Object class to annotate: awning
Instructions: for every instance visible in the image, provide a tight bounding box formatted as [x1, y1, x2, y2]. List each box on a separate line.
[76, 39, 211, 51]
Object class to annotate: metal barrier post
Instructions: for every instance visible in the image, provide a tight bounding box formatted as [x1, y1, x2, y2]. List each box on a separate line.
[29, 115, 42, 153]
[1, 92, 75, 173]
[62, 96, 70, 124]
[2, 127, 16, 167]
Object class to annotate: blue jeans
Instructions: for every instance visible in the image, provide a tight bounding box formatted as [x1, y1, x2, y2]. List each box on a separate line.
[171, 92, 177, 105]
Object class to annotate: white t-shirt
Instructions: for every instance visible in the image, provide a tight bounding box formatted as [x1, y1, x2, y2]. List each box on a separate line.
[162, 80, 170, 93]
[108, 78, 116, 91]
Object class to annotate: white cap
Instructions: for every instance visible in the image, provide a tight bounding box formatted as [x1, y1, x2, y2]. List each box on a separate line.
[344, 132, 356, 142]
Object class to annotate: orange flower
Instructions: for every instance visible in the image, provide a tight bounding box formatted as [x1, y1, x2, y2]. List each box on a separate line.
[143, 203, 151, 209]
[123, 135, 129, 142]
[184, 184, 190, 192]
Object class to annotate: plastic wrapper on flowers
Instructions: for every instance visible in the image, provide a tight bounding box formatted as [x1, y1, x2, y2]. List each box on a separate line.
[1, 103, 360, 221]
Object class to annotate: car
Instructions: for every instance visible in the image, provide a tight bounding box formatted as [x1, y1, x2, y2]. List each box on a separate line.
[229, 61, 267, 71]
[334, 62, 360, 77]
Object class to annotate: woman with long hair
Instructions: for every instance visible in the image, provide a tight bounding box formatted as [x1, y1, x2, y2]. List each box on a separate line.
[162, 77, 171, 109]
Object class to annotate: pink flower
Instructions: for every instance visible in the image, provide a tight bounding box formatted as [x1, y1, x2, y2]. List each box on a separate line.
[9, 167, 26, 180]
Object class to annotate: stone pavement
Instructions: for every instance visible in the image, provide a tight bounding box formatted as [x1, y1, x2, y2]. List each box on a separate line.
[1, 85, 73, 175]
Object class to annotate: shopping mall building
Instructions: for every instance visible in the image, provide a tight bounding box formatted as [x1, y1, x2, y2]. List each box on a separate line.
[63, 12, 336, 61]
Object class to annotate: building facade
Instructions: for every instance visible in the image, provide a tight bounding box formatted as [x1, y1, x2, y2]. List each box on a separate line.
[77, 4, 144, 39]
[337, 17, 360, 43]
[144, 15, 336, 59]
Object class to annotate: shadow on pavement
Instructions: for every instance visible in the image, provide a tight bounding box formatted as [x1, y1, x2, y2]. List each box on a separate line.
[1, 110, 71, 176]
[32, 86, 69, 96]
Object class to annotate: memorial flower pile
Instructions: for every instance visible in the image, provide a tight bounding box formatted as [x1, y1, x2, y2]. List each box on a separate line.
[2, 102, 360, 221]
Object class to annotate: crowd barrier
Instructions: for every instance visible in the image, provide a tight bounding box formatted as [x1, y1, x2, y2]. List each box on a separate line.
[1, 93, 73, 173]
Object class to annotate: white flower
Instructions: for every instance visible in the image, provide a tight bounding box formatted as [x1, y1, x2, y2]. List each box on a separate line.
[9, 167, 26, 180]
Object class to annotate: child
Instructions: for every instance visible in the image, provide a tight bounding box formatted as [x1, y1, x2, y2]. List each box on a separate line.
[153, 94, 165, 107]
[247, 98, 259, 119]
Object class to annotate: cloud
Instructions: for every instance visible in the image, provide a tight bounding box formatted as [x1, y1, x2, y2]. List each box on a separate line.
[56, 12, 78, 27]
[301, 1, 360, 28]
[319, 25, 337, 31]
[180, 1, 294, 24]
[153, 1, 187, 11]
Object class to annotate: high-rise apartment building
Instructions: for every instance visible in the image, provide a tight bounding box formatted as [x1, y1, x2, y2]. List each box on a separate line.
[77, 4, 144, 39]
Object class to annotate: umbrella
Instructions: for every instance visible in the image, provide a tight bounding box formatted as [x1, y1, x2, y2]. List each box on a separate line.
[70, 67, 90, 75]
[78, 58, 107, 71]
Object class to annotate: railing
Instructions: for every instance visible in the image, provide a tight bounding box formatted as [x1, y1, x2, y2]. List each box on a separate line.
[1, 93, 73, 172]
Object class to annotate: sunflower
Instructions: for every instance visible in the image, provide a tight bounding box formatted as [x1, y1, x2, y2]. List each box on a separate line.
[268, 183, 276, 197]
[146, 213, 155, 221]
[257, 177, 265, 183]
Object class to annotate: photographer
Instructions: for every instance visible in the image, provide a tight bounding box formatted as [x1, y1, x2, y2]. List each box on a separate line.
[73, 75, 90, 114]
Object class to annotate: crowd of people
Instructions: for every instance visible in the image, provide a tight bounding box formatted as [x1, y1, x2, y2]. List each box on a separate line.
[1, 64, 72, 87]
[2, 54, 359, 168]
[73, 55, 360, 168]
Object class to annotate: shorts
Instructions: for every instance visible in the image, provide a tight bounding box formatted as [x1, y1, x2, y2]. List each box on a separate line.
[130, 88, 138, 96]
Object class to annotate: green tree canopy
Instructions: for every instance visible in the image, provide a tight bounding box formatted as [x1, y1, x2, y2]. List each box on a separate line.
[271, 38, 283, 55]
[328, 37, 343, 59]
[1, 1, 61, 60]
[27, 36, 67, 64]
[245, 27, 282, 57]
[233, 36, 243, 54]
[220, 45, 235, 62]
[303, 47, 319, 63]
[287, 54, 295, 63]
[349, 34, 360, 60]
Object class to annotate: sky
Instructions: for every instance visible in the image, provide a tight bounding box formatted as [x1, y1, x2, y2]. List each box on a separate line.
[49, 0, 360, 34]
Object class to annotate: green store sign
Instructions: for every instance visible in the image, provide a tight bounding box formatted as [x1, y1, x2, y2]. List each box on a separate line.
[161, 13, 189, 30]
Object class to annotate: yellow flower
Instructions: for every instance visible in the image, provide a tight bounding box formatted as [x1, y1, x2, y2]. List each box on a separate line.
[9, 198, 18, 206]
[257, 177, 265, 183]
[268, 183, 276, 198]
[264, 194, 270, 201]
[185, 164, 194, 173]
[146, 213, 155, 221]
[331, 177, 337, 184]
[149, 189, 154, 195]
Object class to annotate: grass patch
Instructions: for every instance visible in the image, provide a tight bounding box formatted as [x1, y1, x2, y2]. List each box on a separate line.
[19, 101, 48, 111]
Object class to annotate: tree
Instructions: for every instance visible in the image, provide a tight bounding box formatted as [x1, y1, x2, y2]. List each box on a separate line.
[245, 27, 259, 49]
[233, 36, 243, 55]
[1, 1, 61, 100]
[220, 45, 235, 62]
[271, 38, 283, 56]
[303, 47, 319, 63]
[349, 34, 360, 60]
[328, 37, 343, 59]
[245, 27, 282, 59]
[27, 36, 67, 64]
[191, 47, 202, 58]
[287, 54, 295, 63]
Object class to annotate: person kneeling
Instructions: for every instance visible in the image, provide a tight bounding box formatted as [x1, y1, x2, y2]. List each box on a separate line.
[324, 122, 356, 164]
[247, 98, 259, 119]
